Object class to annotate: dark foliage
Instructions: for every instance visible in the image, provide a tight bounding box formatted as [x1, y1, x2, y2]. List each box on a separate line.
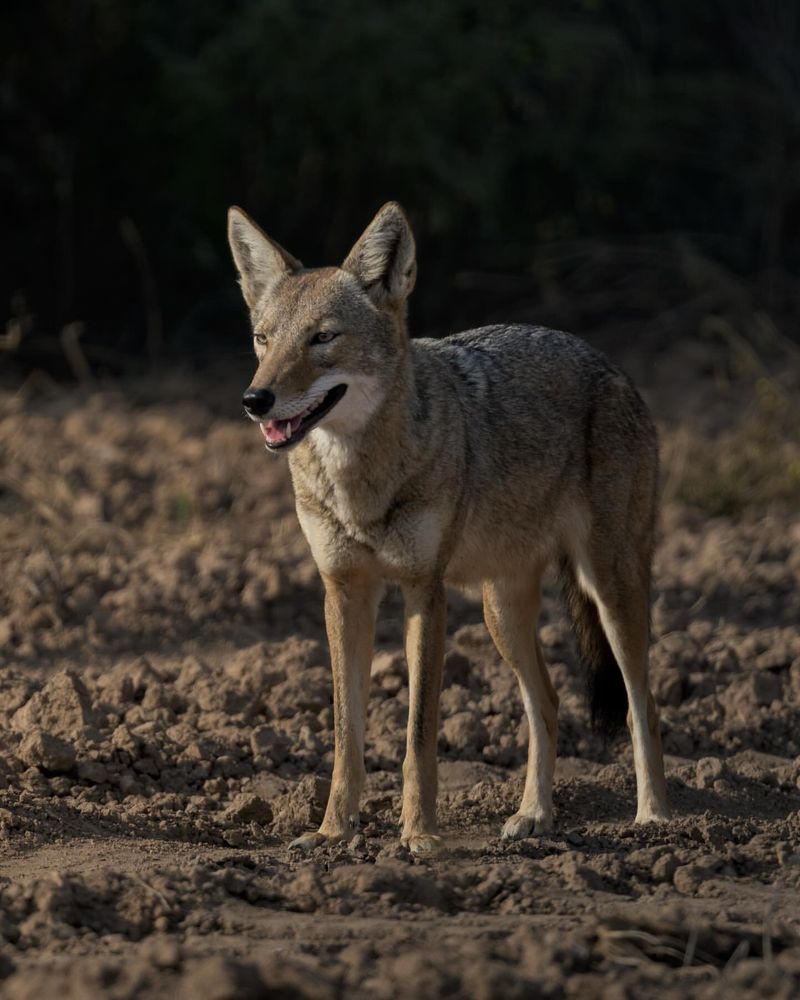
[2, 1, 800, 372]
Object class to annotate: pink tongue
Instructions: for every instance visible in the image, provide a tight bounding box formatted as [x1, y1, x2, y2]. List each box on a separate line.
[262, 413, 304, 445]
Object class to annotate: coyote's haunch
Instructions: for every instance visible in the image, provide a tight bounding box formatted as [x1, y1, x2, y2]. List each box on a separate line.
[228, 202, 670, 854]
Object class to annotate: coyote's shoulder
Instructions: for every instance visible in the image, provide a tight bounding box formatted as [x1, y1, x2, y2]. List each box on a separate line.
[413, 321, 655, 465]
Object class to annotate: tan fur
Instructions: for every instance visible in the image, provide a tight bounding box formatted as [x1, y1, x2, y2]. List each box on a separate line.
[484, 572, 559, 837]
[228, 202, 670, 854]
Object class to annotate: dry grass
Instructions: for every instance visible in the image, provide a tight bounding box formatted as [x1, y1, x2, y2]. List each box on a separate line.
[662, 386, 800, 516]
[595, 913, 795, 971]
[660, 314, 800, 516]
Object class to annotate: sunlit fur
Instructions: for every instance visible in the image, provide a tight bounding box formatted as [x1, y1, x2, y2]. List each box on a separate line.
[228, 202, 670, 854]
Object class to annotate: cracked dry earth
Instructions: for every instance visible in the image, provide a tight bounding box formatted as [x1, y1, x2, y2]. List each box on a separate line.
[0, 368, 798, 999]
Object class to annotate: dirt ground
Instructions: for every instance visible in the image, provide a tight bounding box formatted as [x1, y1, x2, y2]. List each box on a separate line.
[0, 339, 799, 999]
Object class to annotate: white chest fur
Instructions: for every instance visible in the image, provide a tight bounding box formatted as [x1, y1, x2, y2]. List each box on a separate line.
[296, 495, 444, 581]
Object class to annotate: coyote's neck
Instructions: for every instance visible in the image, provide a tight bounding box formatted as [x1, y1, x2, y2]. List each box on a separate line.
[294, 342, 420, 524]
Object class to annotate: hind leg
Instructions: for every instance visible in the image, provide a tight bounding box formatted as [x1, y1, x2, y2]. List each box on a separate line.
[484, 573, 558, 838]
[574, 547, 669, 823]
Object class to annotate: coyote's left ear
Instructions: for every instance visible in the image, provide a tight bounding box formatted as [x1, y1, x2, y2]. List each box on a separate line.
[227, 206, 302, 310]
[342, 202, 416, 307]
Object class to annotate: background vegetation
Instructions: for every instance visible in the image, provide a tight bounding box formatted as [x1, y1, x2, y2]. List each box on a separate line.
[2, 0, 800, 377]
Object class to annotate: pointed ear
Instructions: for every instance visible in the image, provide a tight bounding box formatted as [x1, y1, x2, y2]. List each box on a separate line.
[342, 202, 416, 307]
[227, 206, 302, 309]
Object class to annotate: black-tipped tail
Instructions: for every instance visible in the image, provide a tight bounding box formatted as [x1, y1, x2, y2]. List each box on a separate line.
[559, 558, 628, 740]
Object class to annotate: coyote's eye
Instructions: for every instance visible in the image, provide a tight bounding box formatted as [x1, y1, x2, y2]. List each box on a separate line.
[310, 330, 338, 345]
[254, 333, 267, 346]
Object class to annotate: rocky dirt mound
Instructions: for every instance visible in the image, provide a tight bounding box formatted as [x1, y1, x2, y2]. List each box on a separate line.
[0, 378, 798, 997]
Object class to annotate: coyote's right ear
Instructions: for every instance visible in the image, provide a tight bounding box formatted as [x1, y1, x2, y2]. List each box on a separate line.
[342, 202, 416, 307]
[227, 207, 302, 310]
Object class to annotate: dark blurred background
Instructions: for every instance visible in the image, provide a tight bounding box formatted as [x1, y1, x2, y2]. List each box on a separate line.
[3, 0, 800, 378]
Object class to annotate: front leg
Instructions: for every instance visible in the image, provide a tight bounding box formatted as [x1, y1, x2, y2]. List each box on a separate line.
[291, 571, 381, 850]
[400, 578, 446, 855]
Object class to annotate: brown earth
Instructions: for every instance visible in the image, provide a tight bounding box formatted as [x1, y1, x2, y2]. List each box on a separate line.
[0, 348, 799, 999]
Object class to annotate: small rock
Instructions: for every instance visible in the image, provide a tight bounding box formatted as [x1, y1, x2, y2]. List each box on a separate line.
[376, 841, 413, 862]
[371, 650, 405, 687]
[21, 766, 49, 789]
[482, 738, 518, 767]
[539, 623, 567, 648]
[441, 711, 489, 753]
[118, 771, 141, 795]
[695, 757, 726, 789]
[223, 829, 248, 847]
[250, 725, 289, 766]
[750, 670, 783, 706]
[77, 760, 108, 784]
[224, 793, 273, 826]
[440, 685, 472, 716]
[17, 729, 76, 773]
[308, 775, 331, 808]
[673, 856, 719, 894]
[11, 671, 97, 739]
[178, 956, 265, 1000]
[133, 757, 160, 777]
[652, 671, 684, 708]
[704, 639, 739, 672]
[349, 833, 368, 856]
[110, 724, 141, 758]
[213, 755, 241, 779]
[442, 650, 471, 687]
[652, 632, 702, 672]
[143, 935, 181, 969]
[49, 775, 73, 796]
[453, 623, 492, 650]
[754, 646, 794, 671]
[729, 749, 791, 784]
[652, 853, 678, 883]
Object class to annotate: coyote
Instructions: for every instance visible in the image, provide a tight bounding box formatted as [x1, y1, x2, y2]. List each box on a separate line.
[228, 202, 670, 854]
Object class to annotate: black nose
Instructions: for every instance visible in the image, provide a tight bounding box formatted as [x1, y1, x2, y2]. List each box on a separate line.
[242, 387, 275, 417]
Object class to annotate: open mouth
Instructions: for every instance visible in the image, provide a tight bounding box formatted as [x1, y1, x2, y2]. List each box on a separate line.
[261, 384, 347, 451]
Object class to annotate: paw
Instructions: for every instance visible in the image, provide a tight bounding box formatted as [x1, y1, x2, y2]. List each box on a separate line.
[501, 811, 553, 840]
[289, 830, 346, 852]
[401, 833, 443, 856]
[635, 805, 671, 825]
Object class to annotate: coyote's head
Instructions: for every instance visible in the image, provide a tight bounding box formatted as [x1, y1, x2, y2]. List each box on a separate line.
[227, 202, 416, 452]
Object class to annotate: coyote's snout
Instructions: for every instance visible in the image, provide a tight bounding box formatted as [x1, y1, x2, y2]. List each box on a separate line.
[228, 201, 670, 854]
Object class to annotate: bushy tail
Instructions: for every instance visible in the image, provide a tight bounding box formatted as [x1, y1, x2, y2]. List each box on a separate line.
[559, 557, 628, 740]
